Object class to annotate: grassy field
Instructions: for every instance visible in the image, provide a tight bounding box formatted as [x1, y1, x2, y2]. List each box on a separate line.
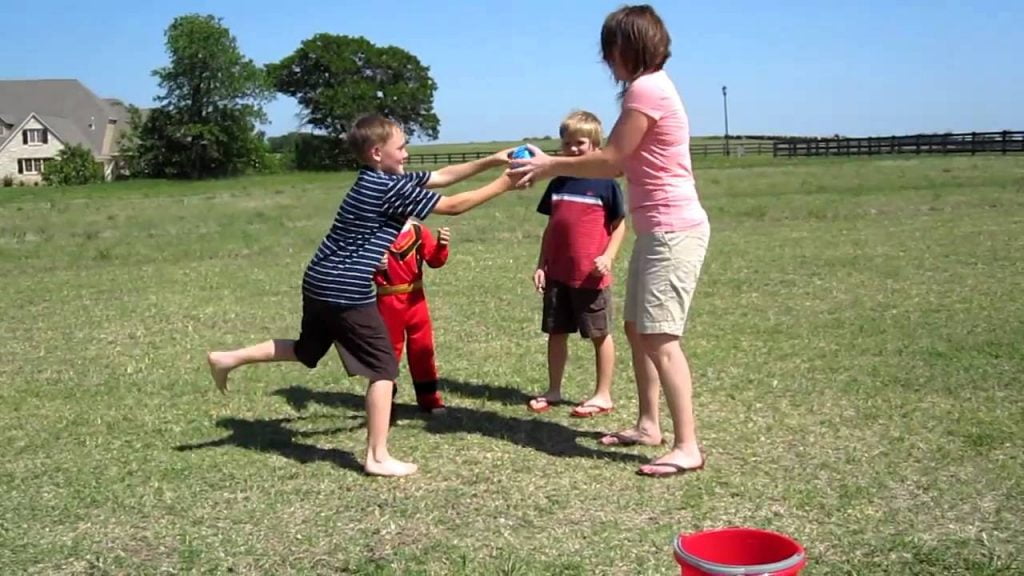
[1, 155, 1023, 574]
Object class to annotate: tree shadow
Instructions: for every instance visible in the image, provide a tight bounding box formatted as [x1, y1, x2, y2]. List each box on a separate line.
[436, 376, 533, 407]
[273, 384, 647, 465]
[174, 415, 365, 474]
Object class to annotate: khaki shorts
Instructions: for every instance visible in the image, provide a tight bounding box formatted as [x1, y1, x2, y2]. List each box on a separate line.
[624, 225, 710, 336]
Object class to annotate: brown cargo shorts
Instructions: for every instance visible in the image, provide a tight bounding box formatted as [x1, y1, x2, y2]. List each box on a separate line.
[293, 296, 398, 382]
[542, 280, 612, 339]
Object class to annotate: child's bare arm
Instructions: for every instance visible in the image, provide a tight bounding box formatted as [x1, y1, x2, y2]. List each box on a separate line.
[533, 225, 550, 292]
[432, 173, 515, 215]
[603, 217, 627, 261]
[426, 148, 514, 189]
[593, 217, 627, 276]
[536, 225, 550, 270]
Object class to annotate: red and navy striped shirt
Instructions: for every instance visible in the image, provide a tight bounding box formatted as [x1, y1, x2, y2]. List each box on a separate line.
[538, 176, 625, 289]
[303, 168, 440, 306]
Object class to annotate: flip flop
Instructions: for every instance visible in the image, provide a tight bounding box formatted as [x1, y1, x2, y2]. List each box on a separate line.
[570, 403, 614, 418]
[598, 432, 665, 447]
[636, 454, 707, 478]
[527, 397, 559, 413]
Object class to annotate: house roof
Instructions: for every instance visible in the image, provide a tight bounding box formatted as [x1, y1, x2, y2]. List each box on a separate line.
[39, 115, 87, 147]
[0, 79, 131, 156]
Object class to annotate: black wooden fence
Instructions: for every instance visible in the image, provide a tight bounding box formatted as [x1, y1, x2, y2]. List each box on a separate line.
[773, 130, 1024, 158]
[691, 142, 774, 157]
[405, 132, 1023, 165]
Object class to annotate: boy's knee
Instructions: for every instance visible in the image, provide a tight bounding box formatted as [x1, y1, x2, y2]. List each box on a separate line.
[368, 378, 394, 386]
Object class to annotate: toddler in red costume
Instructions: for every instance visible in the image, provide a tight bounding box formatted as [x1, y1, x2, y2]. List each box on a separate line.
[374, 218, 450, 413]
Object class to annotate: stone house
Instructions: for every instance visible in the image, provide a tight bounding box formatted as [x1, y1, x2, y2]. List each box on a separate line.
[0, 79, 135, 184]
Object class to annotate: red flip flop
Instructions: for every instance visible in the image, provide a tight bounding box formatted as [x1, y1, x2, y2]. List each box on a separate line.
[527, 397, 556, 413]
[570, 403, 614, 418]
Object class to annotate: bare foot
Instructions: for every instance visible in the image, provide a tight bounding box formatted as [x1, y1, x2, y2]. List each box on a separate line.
[637, 447, 705, 477]
[207, 351, 235, 394]
[598, 428, 664, 447]
[364, 456, 418, 477]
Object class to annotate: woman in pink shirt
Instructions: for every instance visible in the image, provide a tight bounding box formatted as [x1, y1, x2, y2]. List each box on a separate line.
[511, 4, 710, 477]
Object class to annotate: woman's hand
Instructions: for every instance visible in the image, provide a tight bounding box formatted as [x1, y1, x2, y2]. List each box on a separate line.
[506, 144, 554, 188]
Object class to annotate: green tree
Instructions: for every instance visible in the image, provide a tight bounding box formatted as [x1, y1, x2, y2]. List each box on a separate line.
[115, 105, 151, 178]
[269, 34, 440, 142]
[267, 132, 303, 154]
[141, 14, 272, 179]
[42, 144, 104, 186]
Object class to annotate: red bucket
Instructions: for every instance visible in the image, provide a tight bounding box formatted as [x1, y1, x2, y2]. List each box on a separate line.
[673, 527, 806, 576]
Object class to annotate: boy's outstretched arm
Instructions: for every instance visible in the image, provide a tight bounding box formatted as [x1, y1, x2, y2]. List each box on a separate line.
[432, 173, 516, 215]
[426, 148, 515, 189]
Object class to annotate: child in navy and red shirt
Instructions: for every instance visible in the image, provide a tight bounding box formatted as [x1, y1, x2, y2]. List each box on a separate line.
[527, 111, 626, 418]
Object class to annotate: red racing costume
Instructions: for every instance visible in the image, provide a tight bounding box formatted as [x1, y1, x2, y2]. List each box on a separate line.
[374, 220, 448, 412]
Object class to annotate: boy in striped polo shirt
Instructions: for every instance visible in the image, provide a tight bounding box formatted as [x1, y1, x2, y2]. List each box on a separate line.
[206, 115, 519, 478]
[527, 111, 626, 418]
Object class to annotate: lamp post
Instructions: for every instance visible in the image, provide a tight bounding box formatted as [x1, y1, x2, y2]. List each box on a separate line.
[722, 85, 730, 157]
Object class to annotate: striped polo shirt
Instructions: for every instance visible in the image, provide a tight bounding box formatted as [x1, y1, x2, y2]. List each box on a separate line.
[537, 176, 625, 289]
[302, 168, 440, 306]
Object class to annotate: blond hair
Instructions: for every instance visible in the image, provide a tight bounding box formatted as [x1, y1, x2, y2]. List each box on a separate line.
[347, 115, 401, 164]
[559, 110, 604, 147]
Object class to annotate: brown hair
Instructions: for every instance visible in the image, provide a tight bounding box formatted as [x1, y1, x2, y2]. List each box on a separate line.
[347, 115, 400, 164]
[601, 4, 671, 85]
[559, 110, 604, 147]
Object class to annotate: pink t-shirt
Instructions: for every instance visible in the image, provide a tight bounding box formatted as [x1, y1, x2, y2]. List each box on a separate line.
[621, 70, 708, 234]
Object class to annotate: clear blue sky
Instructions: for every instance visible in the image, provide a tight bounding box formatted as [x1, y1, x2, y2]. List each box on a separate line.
[3, 0, 1021, 143]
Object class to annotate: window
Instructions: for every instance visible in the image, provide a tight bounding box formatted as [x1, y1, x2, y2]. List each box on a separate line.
[23, 128, 47, 145]
[17, 158, 48, 174]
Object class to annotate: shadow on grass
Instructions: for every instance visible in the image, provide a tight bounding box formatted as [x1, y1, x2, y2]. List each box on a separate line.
[273, 383, 648, 465]
[174, 416, 365, 474]
[436, 377, 533, 407]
